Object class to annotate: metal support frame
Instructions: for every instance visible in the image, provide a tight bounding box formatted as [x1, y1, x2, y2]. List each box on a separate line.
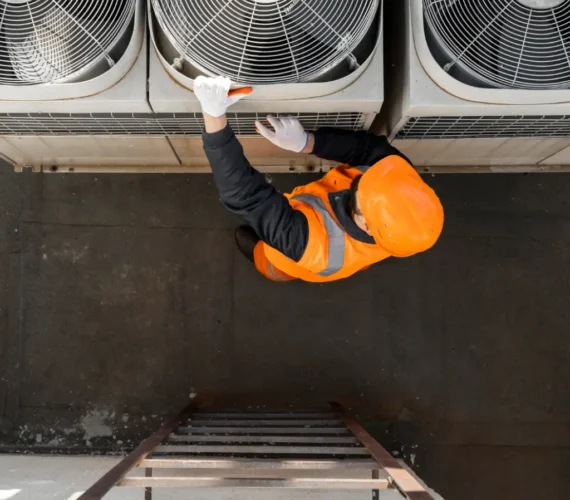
[78, 401, 435, 499]
[16, 163, 570, 175]
[78, 401, 197, 500]
[331, 402, 434, 500]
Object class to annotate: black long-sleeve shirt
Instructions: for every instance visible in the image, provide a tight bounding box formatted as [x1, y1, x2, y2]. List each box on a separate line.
[202, 126, 410, 262]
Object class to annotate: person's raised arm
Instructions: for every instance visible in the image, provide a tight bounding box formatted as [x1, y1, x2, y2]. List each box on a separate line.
[195, 77, 308, 262]
[256, 116, 410, 167]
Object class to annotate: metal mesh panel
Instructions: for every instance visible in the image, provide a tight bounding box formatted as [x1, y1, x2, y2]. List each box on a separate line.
[0, 112, 366, 136]
[0, 0, 135, 84]
[151, 0, 379, 84]
[424, 0, 570, 90]
[396, 116, 570, 139]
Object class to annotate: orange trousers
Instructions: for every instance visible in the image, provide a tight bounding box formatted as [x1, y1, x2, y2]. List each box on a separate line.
[253, 241, 296, 282]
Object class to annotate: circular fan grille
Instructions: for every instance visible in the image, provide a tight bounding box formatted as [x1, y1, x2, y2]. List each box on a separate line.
[424, 0, 570, 89]
[151, 0, 379, 84]
[0, 0, 136, 85]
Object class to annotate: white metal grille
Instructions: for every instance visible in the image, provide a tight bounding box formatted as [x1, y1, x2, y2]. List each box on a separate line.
[151, 0, 379, 84]
[397, 115, 570, 139]
[0, 0, 136, 84]
[0, 112, 366, 136]
[424, 0, 570, 89]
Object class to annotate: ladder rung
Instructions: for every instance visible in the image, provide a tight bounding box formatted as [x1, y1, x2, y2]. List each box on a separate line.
[119, 476, 390, 489]
[196, 409, 330, 414]
[131, 468, 384, 479]
[168, 435, 359, 444]
[187, 419, 344, 426]
[176, 426, 350, 435]
[154, 445, 370, 455]
[139, 458, 379, 470]
[193, 413, 336, 419]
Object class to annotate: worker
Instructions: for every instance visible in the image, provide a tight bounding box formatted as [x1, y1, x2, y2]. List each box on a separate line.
[194, 76, 444, 283]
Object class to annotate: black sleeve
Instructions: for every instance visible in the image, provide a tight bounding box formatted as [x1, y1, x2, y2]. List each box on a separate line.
[202, 124, 308, 262]
[312, 128, 412, 167]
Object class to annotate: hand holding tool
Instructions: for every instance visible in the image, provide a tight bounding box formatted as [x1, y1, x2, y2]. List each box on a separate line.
[194, 75, 252, 117]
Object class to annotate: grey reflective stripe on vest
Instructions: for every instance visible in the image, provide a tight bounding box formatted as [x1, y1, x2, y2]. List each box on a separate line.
[355, 165, 371, 173]
[267, 261, 289, 282]
[292, 194, 345, 277]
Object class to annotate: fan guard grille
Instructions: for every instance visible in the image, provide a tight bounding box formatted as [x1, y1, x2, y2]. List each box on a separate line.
[424, 0, 570, 89]
[0, 111, 367, 135]
[151, 0, 379, 84]
[0, 0, 136, 85]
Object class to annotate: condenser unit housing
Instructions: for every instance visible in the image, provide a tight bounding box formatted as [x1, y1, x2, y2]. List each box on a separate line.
[0, 0, 142, 104]
[0, 0, 184, 169]
[387, 0, 570, 168]
[147, 0, 385, 169]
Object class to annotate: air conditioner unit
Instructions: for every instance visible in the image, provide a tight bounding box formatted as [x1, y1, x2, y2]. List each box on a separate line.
[386, 0, 570, 169]
[148, 0, 385, 171]
[0, 0, 180, 170]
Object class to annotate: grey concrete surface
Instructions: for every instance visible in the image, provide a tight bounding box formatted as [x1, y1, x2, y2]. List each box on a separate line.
[2, 455, 412, 500]
[0, 168, 569, 499]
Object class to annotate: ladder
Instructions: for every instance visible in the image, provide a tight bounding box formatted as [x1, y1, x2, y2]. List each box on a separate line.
[78, 402, 435, 499]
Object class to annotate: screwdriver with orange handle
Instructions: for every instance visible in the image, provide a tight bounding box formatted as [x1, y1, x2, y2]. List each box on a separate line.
[193, 75, 252, 118]
[228, 86, 253, 98]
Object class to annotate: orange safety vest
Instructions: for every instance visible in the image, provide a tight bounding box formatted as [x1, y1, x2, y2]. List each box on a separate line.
[254, 163, 392, 283]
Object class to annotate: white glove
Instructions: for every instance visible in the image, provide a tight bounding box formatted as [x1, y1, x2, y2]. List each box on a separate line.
[255, 116, 309, 153]
[194, 75, 252, 117]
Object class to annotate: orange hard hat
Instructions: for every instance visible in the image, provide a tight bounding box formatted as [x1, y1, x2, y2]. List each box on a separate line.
[358, 156, 444, 257]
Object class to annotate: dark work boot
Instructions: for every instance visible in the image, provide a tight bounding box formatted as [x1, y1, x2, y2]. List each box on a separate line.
[234, 225, 259, 263]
